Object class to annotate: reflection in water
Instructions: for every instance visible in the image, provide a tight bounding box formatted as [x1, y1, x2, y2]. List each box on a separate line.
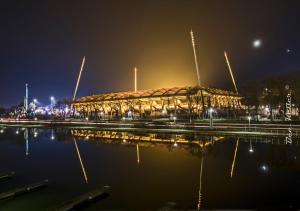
[73, 138, 88, 184]
[71, 129, 223, 151]
[249, 140, 254, 153]
[33, 128, 38, 138]
[136, 144, 140, 164]
[51, 129, 55, 140]
[24, 128, 29, 156]
[230, 138, 239, 178]
[197, 152, 204, 210]
[1, 127, 300, 209]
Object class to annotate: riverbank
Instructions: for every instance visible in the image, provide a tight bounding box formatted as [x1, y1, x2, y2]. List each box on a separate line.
[0, 119, 299, 138]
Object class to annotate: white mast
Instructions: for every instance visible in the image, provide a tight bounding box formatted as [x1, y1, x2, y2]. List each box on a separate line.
[73, 56, 86, 101]
[224, 51, 238, 93]
[24, 83, 28, 112]
[134, 67, 138, 92]
[190, 29, 201, 86]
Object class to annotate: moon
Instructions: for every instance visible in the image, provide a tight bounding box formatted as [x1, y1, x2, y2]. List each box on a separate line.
[253, 39, 261, 48]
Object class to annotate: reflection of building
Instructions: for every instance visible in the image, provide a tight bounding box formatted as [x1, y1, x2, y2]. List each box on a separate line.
[71, 129, 224, 148]
[72, 86, 242, 119]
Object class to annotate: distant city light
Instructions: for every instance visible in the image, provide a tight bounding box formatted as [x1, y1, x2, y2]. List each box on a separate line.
[173, 142, 178, 147]
[123, 139, 126, 143]
[51, 135, 55, 140]
[50, 96, 55, 101]
[33, 98, 38, 103]
[34, 132, 38, 138]
[253, 39, 261, 48]
[249, 148, 254, 153]
[286, 48, 291, 53]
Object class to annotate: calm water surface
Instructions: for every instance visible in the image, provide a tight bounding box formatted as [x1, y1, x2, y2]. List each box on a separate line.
[0, 127, 299, 210]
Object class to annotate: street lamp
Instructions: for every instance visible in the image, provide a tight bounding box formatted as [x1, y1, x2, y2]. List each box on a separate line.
[209, 108, 214, 128]
[247, 116, 251, 130]
[173, 116, 177, 123]
[50, 96, 55, 107]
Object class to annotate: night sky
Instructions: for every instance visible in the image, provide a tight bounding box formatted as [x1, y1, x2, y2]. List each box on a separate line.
[0, 0, 299, 106]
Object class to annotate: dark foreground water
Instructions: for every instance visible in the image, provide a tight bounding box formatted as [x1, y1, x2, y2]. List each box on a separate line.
[0, 127, 300, 210]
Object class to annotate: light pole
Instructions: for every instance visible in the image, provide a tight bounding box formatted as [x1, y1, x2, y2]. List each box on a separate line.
[247, 116, 251, 131]
[209, 108, 214, 128]
[50, 96, 55, 114]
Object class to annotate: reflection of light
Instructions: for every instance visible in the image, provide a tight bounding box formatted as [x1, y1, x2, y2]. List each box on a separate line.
[34, 117, 38, 121]
[74, 138, 88, 184]
[230, 139, 239, 178]
[51, 135, 55, 140]
[85, 117, 89, 121]
[16, 130, 19, 134]
[247, 116, 251, 121]
[136, 144, 140, 164]
[85, 136, 89, 140]
[123, 139, 126, 143]
[173, 142, 178, 147]
[261, 165, 268, 172]
[34, 132, 38, 138]
[249, 148, 254, 153]
[209, 108, 214, 113]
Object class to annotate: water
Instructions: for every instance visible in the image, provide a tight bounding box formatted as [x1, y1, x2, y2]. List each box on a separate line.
[0, 127, 300, 210]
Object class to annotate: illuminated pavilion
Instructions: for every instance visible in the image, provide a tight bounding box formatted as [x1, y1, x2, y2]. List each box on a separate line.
[72, 86, 243, 119]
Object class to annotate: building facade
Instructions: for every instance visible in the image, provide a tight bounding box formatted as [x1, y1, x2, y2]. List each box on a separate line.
[72, 86, 243, 119]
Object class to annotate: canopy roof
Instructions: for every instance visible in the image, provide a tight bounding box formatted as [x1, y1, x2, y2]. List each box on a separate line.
[75, 86, 240, 103]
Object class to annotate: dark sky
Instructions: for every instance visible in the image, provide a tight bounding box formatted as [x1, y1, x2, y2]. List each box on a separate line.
[0, 0, 299, 106]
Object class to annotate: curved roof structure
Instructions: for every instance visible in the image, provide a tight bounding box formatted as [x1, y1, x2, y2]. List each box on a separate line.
[75, 86, 240, 103]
